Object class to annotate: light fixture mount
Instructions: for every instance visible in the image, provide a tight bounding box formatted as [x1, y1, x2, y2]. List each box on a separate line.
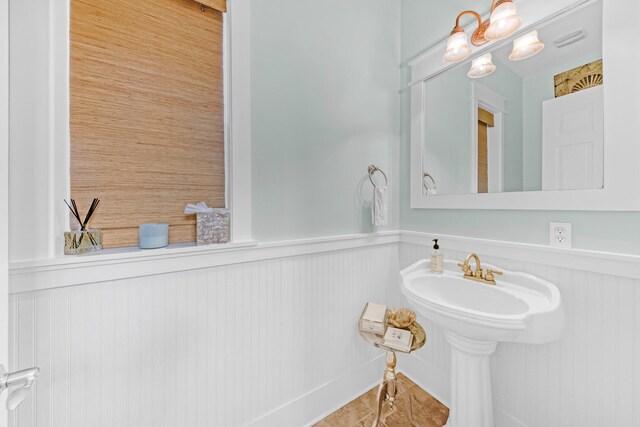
[450, 12, 491, 48]
[445, 0, 522, 62]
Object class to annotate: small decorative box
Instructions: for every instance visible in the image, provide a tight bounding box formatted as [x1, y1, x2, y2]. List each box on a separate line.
[383, 327, 414, 353]
[196, 209, 230, 245]
[64, 229, 102, 255]
[359, 302, 388, 336]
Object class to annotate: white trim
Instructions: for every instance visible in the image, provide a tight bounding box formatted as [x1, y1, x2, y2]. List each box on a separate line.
[246, 355, 384, 427]
[14, 0, 253, 261]
[9, 229, 640, 293]
[471, 82, 506, 194]
[50, 0, 71, 257]
[408, 0, 640, 211]
[399, 230, 640, 280]
[398, 354, 450, 407]
[0, 0, 9, 421]
[398, 365, 528, 427]
[409, 82, 426, 207]
[9, 232, 399, 293]
[227, 0, 252, 243]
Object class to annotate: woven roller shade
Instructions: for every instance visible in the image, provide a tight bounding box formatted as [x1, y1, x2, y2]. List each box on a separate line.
[70, 0, 225, 248]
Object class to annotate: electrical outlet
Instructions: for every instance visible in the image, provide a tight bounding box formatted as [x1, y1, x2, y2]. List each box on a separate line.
[550, 222, 572, 248]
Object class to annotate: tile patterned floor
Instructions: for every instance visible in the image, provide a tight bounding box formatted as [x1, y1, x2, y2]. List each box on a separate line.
[314, 374, 449, 427]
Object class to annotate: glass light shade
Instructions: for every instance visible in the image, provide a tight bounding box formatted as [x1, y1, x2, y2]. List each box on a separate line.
[485, 2, 522, 41]
[443, 31, 472, 63]
[509, 30, 545, 61]
[467, 53, 496, 79]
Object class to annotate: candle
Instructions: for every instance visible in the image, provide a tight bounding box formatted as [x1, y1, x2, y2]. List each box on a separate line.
[139, 224, 169, 249]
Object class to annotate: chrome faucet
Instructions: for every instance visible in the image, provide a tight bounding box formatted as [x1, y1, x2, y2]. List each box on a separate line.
[457, 253, 502, 285]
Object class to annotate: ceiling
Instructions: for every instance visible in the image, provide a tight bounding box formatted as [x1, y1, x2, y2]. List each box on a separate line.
[493, 0, 602, 78]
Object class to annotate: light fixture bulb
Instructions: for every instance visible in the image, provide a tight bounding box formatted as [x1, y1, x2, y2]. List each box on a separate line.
[443, 31, 472, 63]
[509, 30, 545, 61]
[485, 1, 522, 41]
[467, 53, 496, 79]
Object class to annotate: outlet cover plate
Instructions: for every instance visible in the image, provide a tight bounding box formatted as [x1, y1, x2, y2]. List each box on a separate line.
[550, 222, 572, 248]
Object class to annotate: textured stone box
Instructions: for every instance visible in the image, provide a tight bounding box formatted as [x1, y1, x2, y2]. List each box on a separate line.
[196, 209, 230, 245]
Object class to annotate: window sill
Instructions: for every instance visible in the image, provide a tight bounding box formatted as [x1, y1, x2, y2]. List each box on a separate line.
[10, 240, 259, 271]
[8, 232, 399, 293]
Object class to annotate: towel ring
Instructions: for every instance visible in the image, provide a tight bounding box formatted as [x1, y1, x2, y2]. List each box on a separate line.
[368, 165, 388, 188]
[423, 172, 436, 192]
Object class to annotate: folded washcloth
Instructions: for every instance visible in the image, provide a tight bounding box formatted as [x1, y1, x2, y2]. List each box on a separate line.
[372, 186, 388, 226]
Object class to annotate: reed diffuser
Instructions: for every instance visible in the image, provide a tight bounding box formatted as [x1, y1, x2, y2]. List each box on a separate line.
[63, 198, 102, 255]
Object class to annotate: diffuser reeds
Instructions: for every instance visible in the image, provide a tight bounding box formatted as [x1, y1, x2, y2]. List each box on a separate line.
[64, 198, 102, 254]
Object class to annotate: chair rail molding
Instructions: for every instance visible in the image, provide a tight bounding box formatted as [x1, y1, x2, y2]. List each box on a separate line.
[9, 230, 640, 293]
[399, 231, 640, 280]
[9, 232, 400, 293]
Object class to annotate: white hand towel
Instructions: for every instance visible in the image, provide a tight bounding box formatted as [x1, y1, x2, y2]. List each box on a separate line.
[372, 186, 388, 226]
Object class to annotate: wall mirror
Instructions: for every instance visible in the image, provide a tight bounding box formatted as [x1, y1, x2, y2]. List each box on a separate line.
[424, 0, 602, 195]
[409, 0, 640, 211]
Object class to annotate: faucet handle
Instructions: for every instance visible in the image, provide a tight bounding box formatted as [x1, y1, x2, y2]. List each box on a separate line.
[457, 262, 473, 276]
[485, 269, 503, 282]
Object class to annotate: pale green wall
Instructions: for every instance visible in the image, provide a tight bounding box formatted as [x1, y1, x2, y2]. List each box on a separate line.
[522, 52, 602, 190]
[484, 58, 524, 192]
[400, 0, 640, 254]
[251, 0, 400, 241]
[423, 65, 472, 195]
[423, 59, 523, 193]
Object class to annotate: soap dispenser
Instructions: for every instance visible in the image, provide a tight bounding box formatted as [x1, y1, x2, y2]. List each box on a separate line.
[430, 239, 444, 273]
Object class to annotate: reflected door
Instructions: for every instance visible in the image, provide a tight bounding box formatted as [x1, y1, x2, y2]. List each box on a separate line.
[542, 86, 604, 190]
[477, 108, 495, 193]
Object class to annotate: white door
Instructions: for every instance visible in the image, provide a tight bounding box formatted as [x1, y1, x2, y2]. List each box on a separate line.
[0, 0, 10, 424]
[542, 85, 604, 191]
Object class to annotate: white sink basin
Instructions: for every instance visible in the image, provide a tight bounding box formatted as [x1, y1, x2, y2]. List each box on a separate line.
[400, 259, 565, 427]
[401, 259, 564, 344]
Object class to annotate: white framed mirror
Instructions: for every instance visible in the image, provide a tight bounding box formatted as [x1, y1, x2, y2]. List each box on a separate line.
[409, 0, 640, 210]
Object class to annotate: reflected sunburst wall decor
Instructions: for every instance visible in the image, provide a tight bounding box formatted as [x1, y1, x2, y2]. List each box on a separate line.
[554, 59, 603, 97]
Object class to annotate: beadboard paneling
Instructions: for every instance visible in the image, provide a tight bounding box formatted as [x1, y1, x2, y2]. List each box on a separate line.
[10, 234, 640, 427]
[399, 242, 640, 427]
[9, 244, 398, 427]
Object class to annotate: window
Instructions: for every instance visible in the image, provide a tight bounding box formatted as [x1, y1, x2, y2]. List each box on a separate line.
[70, 0, 227, 248]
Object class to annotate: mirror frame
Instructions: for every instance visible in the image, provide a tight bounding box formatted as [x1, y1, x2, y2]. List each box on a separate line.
[409, 0, 640, 211]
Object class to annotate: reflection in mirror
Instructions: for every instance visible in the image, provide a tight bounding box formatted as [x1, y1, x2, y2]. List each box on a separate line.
[422, 0, 603, 195]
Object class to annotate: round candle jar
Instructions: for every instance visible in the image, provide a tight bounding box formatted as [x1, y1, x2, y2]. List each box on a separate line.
[139, 224, 169, 249]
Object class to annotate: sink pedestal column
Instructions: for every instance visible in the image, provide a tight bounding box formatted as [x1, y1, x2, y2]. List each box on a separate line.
[444, 331, 498, 427]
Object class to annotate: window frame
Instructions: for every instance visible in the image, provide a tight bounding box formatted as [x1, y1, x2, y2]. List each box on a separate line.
[53, 0, 253, 255]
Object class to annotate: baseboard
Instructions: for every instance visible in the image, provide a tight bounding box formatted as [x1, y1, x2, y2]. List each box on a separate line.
[245, 355, 384, 427]
[396, 353, 450, 408]
[400, 354, 529, 427]
[494, 406, 529, 427]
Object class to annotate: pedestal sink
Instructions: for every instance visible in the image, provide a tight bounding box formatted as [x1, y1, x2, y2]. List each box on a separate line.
[400, 259, 564, 427]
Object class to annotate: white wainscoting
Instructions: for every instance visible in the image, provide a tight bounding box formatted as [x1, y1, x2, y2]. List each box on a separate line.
[9, 231, 640, 427]
[399, 237, 640, 427]
[9, 241, 399, 427]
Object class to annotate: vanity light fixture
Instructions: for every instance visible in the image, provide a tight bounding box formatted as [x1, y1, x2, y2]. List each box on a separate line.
[467, 53, 497, 79]
[443, 0, 522, 64]
[443, 31, 472, 63]
[484, 0, 522, 41]
[509, 30, 545, 61]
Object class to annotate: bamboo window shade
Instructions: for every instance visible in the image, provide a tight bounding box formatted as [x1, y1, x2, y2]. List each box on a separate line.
[70, 0, 227, 248]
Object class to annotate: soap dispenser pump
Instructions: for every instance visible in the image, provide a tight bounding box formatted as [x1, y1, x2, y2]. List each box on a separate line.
[430, 239, 444, 273]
